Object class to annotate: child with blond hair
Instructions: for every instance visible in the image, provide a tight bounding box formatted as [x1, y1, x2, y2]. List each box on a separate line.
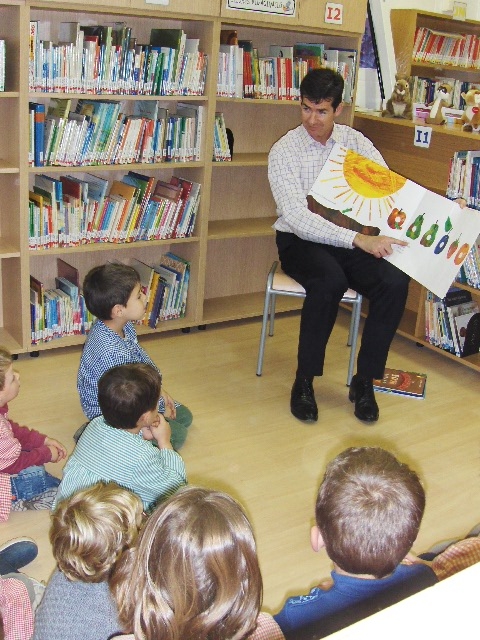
[0, 347, 66, 512]
[110, 486, 284, 640]
[32, 481, 143, 640]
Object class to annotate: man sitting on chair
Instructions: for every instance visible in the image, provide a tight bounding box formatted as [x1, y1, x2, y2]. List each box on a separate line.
[268, 68, 409, 424]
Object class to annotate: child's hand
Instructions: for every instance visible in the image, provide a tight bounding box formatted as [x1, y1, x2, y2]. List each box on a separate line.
[44, 437, 67, 461]
[148, 413, 172, 449]
[161, 388, 176, 420]
[141, 427, 155, 441]
[47, 445, 62, 462]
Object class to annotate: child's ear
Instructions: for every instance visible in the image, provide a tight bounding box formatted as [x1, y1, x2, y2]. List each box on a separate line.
[310, 525, 325, 553]
[110, 303, 125, 318]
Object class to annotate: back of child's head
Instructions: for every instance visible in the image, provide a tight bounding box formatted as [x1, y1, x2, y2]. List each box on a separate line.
[83, 263, 140, 320]
[316, 447, 425, 579]
[111, 486, 263, 640]
[0, 347, 13, 390]
[98, 363, 161, 429]
[51, 481, 143, 583]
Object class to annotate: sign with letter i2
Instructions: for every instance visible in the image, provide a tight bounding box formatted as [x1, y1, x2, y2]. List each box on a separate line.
[325, 3, 343, 25]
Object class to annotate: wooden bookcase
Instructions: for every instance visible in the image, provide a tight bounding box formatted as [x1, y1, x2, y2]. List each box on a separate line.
[353, 9, 480, 373]
[0, 0, 367, 354]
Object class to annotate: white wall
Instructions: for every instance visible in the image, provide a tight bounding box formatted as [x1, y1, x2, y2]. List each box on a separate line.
[357, 0, 480, 110]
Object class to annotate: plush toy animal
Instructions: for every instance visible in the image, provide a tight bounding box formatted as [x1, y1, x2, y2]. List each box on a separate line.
[457, 88, 480, 132]
[382, 74, 412, 119]
[425, 82, 453, 125]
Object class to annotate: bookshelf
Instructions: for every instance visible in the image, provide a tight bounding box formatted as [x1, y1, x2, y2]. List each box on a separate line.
[204, 4, 365, 324]
[353, 12, 480, 373]
[391, 9, 480, 83]
[0, 0, 367, 354]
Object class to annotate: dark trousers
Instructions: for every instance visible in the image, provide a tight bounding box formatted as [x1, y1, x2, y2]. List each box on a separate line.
[277, 232, 410, 380]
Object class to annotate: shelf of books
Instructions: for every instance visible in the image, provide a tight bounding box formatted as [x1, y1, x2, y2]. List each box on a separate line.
[0, 0, 369, 354]
[353, 8, 480, 372]
[22, 3, 215, 352]
[203, 14, 362, 321]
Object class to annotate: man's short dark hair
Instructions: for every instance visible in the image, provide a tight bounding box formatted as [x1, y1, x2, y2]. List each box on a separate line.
[316, 447, 425, 578]
[300, 68, 344, 110]
[98, 363, 161, 429]
[83, 263, 140, 320]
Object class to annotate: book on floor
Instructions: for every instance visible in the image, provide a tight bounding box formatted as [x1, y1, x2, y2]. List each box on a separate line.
[373, 368, 427, 399]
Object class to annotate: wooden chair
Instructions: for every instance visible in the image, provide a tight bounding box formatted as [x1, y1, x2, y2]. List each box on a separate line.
[256, 261, 362, 385]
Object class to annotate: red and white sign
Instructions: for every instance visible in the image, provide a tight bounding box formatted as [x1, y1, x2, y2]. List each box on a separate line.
[325, 3, 343, 25]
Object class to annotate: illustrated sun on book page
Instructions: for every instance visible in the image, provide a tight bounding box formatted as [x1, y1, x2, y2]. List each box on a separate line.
[308, 144, 480, 299]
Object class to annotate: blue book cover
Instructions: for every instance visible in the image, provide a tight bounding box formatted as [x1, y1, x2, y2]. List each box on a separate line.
[29, 102, 46, 167]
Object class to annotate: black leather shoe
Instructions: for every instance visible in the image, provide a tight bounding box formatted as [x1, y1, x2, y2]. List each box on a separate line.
[348, 374, 379, 423]
[291, 378, 318, 422]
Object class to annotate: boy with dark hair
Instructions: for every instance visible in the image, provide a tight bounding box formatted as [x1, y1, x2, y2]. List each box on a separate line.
[56, 363, 187, 512]
[274, 447, 436, 636]
[78, 262, 192, 450]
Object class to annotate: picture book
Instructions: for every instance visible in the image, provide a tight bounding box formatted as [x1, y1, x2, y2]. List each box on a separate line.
[308, 144, 480, 299]
[373, 368, 427, 399]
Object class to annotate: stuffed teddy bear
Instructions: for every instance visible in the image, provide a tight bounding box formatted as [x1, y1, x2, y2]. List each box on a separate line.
[457, 88, 480, 132]
[425, 82, 453, 125]
[382, 74, 412, 119]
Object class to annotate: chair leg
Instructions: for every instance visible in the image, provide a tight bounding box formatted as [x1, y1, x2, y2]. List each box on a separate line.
[256, 289, 272, 376]
[347, 304, 355, 346]
[346, 298, 361, 386]
[269, 293, 277, 337]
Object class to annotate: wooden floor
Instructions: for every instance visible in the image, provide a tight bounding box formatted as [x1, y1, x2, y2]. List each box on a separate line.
[3, 309, 480, 613]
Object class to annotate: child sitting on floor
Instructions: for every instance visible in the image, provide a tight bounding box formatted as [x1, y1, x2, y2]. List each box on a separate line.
[33, 481, 143, 640]
[77, 262, 192, 450]
[56, 363, 187, 512]
[274, 447, 437, 638]
[0, 347, 66, 512]
[110, 486, 284, 640]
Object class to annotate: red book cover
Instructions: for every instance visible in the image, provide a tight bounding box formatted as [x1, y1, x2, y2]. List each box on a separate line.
[169, 176, 193, 238]
[373, 368, 427, 398]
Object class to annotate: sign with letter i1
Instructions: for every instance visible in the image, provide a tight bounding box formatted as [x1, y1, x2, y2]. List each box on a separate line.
[325, 3, 343, 25]
[414, 125, 432, 149]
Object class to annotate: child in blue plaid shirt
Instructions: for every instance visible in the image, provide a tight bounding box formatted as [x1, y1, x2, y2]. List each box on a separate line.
[77, 262, 192, 450]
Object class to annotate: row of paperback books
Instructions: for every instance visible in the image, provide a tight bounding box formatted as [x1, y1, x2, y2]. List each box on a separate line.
[217, 32, 356, 104]
[213, 113, 231, 162]
[425, 287, 480, 357]
[29, 171, 200, 249]
[456, 237, 480, 290]
[29, 98, 204, 167]
[410, 76, 480, 111]
[30, 252, 190, 343]
[29, 21, 207, 96]
[446, 149, 480, 210]
[412, 27, 479, 68]
[132, 253, 190, 328]
[0, 40, 4, 92]
[30, 260, 95, 344]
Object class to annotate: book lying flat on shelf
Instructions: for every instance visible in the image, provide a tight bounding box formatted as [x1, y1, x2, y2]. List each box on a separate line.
[373, 368, 427, 399]
[308, 143, 480, 299]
